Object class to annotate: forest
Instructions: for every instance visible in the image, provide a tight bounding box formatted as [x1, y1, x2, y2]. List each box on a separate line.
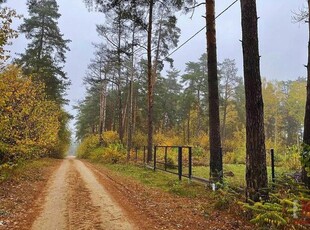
[1, 0, 310, 229]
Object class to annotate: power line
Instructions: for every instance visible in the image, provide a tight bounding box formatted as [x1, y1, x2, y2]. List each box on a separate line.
[166, 0, 239, 59]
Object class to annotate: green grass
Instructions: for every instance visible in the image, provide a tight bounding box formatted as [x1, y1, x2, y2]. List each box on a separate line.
[102, 162, 291, 192]
[192, 164, 291, 188]
[101, 163, 210, 198]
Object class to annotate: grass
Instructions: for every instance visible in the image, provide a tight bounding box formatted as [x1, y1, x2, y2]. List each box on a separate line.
[101, 161, 291, 193]
[101, 163, 210, 198]
[192, 164, 291, 188]
[95, 162, 245, 216]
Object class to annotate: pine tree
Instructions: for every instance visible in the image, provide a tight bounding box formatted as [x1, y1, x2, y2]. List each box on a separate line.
[17, 0, 71, 104]
[240, 0, 268, 201]
[302, 0, 310, 187]
[84, 0, 183, 161]
[206, 0, 222, 182]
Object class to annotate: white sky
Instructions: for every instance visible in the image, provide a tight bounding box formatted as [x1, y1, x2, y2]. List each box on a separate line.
[4, 0, 309, 132]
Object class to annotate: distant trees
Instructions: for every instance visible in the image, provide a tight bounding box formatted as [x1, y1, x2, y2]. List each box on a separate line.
[77, 1, 310, 193]
[181, 54, 208, 140]
[83, 0, 184, 161]
[76, 48, 307, 171]
[240, 0, 268, 201]
[219, 59, 241, 146]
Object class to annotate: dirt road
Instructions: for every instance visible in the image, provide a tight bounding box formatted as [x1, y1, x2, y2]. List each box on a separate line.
[31, 157, 136, 230]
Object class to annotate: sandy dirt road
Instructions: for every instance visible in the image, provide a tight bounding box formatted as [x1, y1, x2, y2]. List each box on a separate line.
[31, 157, 136, 230]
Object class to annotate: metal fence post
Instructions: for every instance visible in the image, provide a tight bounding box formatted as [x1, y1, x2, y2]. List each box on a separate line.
[154, 146, 157, 171]
[178, 146, 182, 181]
[188, 147, 192, 180]
[164, 146, 168, 171]
[271, 149, 275, 183]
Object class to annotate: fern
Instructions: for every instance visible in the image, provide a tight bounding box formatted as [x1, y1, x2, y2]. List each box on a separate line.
[239, 178, 310, 229]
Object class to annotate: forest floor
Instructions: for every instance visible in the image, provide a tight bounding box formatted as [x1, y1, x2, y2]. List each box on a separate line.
[0, 157, 252, 229]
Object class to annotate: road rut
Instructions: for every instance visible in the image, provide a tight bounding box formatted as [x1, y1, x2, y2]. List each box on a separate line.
[31, 157, 136, 230]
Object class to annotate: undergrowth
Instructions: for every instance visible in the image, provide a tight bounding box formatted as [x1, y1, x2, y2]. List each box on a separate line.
[239, 176, 310, 229]
[0, 158, 57, 183]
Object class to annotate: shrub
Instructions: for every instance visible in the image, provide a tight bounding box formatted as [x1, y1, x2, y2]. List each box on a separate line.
[80, 142, 126, 164]
[166, 156, 177, 169]
[132, 131, 147, 148]
[101, 143, 126, 164]
[281, 145, 302, 171]
[301, 143, 310, 176]
[239, 176, 309, 229]
[197, 133, 210, 149]
[154, 132, 166, 146]
[0, 66, 67, 163]
[102, 131, 119, 145]
[192, 146, 209, 166]
[76, 135, 99, 159]
[223, 149, 245, 164]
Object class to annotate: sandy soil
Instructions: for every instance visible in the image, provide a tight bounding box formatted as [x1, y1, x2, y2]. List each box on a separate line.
[31, 157, 136, 230]
[1, 158, 252, 229]
[0, 159, 61, 230]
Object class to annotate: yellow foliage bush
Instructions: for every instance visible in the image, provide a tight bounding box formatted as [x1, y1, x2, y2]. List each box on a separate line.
[154, 132, 184, 146]
[102, 131, 119, 145]
[0, 66, 65, 163]
[132, 131, 147, 148]
[77, 141, 126, 164]
[76, 134, 99, 159]
[195, 133, 210, 149]
[154, 132, 166, 146]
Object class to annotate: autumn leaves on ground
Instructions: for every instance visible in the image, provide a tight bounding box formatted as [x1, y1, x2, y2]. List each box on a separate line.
[0, 157, 250, 230]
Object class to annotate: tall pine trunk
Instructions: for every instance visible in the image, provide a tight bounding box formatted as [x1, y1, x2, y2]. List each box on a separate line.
[206, 0, 222, 182]
[302, 0, 310, 188]
[147, 0, 154, 162]
[240, 0, 268, 201]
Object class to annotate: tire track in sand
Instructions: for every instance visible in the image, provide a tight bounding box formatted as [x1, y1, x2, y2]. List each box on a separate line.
[67, 159, 103, 229]
[74, 160, 136, 230]
[31, 159, 69, 230]
[31, 158, 136, 230]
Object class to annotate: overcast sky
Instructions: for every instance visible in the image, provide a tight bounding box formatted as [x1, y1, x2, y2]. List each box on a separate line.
[4, 0, 309, 131]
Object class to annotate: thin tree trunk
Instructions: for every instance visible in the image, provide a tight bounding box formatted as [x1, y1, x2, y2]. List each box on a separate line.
[127, 80, 134, 160]
[117, 9, 124, 143]
[118, 85, 123, 141]
[197, 88, 201, 136]
[127, 23, 136, 161]
[302, 0, 310, 188]
[222, 90, 228, 146]
[122, 91, 129, 135]
[99, 78, 107, 146]
[133, 90, 137, 135]
[147, 0, 154, 162]
[206, 0, 222, 182]
[240, 0, 268, 201]
[187, 110, 190, 144]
